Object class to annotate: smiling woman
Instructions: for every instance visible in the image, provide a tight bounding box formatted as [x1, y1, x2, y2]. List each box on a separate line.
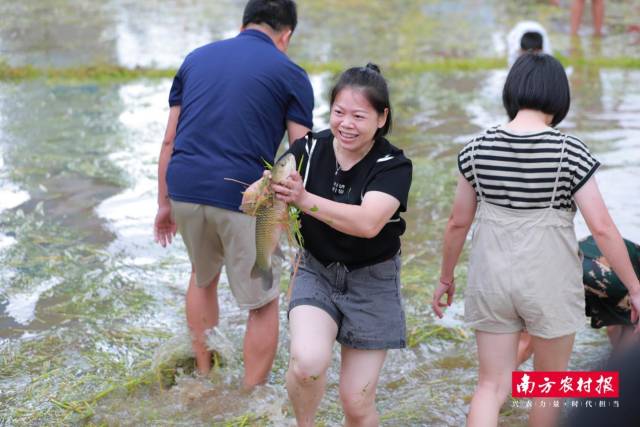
[330, 86, 386, 168]
[262, 63, 412, 426]
[329, 63, 391, 171]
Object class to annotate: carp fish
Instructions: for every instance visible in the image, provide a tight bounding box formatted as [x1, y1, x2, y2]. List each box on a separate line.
[244, 154, 296, 290]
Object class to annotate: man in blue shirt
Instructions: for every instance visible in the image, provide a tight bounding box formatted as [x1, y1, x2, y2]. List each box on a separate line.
[154, 0, 313, 388]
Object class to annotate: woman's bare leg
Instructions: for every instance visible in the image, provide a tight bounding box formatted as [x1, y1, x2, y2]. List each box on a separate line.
[517, 331, 534, 367]
[286, 305, 338, 427]
[468, 331, 520, 427]
[339, 347, 387, 427]
[528, 333, 576, 427]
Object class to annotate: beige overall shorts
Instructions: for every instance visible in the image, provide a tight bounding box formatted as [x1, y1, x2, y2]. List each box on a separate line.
[464, 136, 585, 339]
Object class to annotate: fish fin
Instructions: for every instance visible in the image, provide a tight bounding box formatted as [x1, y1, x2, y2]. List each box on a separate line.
[251, 263, 274, 291]
[240, 201, 257, 215]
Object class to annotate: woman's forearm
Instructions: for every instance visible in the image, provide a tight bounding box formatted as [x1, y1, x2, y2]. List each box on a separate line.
[576, 178, 640, 296]
[296, 191, 394, 239]
[439, 175, 477, 282]
[440, 219, 472, 282]
[590, 223, 640, 296]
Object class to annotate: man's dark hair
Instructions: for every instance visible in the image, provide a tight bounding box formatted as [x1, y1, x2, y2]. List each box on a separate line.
[330, 63, 393, 138]
[242, 0, 298, 32]
[520, 31, 544, 52]
[502, 53, 570, 126]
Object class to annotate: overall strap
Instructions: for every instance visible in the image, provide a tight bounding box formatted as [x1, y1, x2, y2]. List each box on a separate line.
[470, 135, 485, 201]
[549, 134, 567, 208]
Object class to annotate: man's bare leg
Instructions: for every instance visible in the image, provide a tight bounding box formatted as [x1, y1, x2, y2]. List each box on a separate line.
[243, 297, 280, 388]
[186, 271, 220, 374]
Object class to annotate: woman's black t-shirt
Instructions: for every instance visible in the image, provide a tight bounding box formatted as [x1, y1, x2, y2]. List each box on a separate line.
[285, 129, 412, 269]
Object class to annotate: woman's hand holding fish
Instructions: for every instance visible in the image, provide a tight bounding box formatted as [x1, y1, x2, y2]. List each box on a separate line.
[273, 171, 305, 205]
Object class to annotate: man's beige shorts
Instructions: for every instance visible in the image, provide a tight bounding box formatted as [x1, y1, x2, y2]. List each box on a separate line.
[170, 200, 280, 310]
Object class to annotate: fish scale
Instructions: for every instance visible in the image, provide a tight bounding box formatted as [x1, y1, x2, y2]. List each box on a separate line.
[251, 154, 296, 290]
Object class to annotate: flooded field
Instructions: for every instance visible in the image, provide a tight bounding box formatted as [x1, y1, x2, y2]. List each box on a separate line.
[1, 1, 639, 426]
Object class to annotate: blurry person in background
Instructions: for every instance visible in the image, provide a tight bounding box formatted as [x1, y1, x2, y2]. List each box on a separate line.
[507, 21, 552, 67]
[571, 0, 605, 37]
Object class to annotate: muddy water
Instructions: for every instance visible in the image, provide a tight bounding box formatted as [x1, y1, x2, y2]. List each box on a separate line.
[1, 1, 640, 426]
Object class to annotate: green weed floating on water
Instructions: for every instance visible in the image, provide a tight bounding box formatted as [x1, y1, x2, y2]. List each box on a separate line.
[151, 335, 210, 389]
[406, 323, 468, 348]
[3, 57, 640, 82]
[151, 330, 234, 388]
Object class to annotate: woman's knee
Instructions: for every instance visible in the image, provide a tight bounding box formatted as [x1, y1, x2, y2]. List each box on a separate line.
[287, 348, 331, 384]
[339, 383, 377, 421]
[476, 378, 512, 403]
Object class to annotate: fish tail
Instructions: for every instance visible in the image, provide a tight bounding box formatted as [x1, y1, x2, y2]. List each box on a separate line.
[251, 263, 274, 291]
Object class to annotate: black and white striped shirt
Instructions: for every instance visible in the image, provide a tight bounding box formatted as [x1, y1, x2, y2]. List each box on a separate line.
[458, 126, 600, 210]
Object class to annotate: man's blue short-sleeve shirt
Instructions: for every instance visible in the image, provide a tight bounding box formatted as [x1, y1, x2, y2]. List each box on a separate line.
[166, 29, 314, 211]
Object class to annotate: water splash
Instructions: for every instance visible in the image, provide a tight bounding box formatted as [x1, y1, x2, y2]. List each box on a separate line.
[4, 277, 62, 325]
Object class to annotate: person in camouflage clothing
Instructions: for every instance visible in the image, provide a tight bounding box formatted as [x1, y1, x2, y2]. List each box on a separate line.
[581, 235, 640, 348]
[518, 235, 640, 365]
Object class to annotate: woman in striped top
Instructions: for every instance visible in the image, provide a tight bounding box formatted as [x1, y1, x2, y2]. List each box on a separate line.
[432, 53, 640, 427]
[457, 125, 599, 210]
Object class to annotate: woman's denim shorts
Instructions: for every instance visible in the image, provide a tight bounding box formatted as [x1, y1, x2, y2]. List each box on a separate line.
[288, 251, 406, 350]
